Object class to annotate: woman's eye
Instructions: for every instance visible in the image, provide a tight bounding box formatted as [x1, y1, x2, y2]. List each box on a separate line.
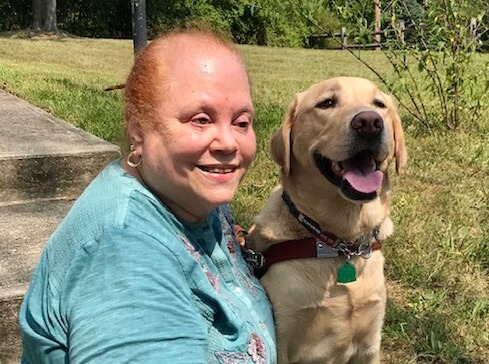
[236, 121, 249, 128]
[234, 119, 251, 129]
[192, 117, 211, 125]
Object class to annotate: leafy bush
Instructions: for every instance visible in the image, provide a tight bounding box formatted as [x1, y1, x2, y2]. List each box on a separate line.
[330, 0, 489, 132]
[0, 0, 30, 32]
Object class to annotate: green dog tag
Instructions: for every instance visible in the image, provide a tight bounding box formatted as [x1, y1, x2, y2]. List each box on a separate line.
[337, 261, 357, 284]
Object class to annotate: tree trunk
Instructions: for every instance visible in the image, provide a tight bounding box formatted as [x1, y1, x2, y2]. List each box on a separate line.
[41, 0, 58, 33]
[30, 0, 42, 31]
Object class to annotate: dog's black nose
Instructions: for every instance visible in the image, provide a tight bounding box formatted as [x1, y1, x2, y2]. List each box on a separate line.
[351, 111, 384, 137]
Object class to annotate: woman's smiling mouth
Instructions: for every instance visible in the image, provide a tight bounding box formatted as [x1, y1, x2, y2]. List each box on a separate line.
[197, 165, 237, 174]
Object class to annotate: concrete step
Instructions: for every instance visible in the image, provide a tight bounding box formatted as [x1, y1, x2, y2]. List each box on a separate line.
[0, 199, 74, 364]
[0, 90, 121, 363]
[0, 90, 120, 203]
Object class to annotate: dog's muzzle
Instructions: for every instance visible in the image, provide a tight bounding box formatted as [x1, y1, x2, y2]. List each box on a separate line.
[314, 111, 388, 201]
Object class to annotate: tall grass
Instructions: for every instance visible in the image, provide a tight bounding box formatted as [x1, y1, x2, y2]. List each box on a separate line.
[0, 36, 488, 363]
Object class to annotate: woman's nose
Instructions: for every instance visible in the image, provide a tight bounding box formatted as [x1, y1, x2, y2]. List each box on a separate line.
[211, 124, 238, 153]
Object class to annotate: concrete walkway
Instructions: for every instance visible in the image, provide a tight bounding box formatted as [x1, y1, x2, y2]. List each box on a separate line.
[0, 90, 120, 363]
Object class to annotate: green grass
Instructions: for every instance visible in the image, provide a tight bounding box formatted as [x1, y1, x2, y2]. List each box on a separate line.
[1, 36, 488, 363]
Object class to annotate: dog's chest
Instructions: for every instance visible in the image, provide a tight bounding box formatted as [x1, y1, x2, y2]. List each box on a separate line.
[264, 256, 386, 363]
[264, 253, 385, 309]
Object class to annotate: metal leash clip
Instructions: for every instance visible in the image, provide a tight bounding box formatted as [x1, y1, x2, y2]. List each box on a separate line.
[357, 243, 373, 259]
[316, 240, 339, 258]
[243, 249, 265, 269]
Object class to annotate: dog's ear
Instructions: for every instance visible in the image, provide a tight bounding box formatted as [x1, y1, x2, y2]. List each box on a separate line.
[269, 93, 301, 176]
[389, 97, 408, 174]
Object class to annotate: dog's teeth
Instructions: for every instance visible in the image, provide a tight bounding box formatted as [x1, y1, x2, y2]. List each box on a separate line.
[332, 162, 343, 175]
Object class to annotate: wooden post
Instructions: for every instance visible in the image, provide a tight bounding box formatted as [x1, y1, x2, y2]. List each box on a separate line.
[341, 27, 347, 50]
[374, 0, 381, 50]
[470, 18, 477, 40]
[399, 20, 405, 45]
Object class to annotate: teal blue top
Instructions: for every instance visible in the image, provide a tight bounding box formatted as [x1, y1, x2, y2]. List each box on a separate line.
[19, 160, 276, 363]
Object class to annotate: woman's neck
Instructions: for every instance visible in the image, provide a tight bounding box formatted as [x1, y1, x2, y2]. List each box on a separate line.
[119, 158, 208, 224]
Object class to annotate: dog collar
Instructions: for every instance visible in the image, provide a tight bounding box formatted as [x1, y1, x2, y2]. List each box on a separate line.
[281, 192, 380, 250]
[246, 192, 381, 281]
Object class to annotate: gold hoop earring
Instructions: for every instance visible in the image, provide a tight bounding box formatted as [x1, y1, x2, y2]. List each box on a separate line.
[127, 150, 142, 168]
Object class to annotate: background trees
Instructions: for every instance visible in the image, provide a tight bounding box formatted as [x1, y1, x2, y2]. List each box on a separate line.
[0, 0, 487, 49]
[30, 0, 58, 33]
[0, 0, 335, 47]
[0, 0, 486, 51]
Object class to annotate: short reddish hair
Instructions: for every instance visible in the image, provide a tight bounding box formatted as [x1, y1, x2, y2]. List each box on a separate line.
[123, 29, 244, 153]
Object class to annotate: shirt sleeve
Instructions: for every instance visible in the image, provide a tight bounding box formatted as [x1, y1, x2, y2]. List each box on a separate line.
[64, 226, 208, 364]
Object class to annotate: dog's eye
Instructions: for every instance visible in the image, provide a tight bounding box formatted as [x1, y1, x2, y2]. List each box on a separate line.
[316, 98, 336, 109]
[374, 100, 386, 109]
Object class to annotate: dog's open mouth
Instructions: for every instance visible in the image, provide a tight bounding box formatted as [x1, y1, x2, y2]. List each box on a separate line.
[314, 151, 383, 201]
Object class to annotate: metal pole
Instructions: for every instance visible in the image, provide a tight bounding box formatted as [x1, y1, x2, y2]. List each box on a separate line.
[131, 0, 147, 54]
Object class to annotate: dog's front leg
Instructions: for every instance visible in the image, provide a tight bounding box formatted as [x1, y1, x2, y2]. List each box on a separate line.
[348, 350, 380, 364]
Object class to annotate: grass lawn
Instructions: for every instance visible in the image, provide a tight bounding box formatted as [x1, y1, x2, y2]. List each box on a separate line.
[1, 35, 488, 363]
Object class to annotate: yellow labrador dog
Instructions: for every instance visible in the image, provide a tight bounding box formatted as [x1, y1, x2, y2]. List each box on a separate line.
[247, 77, 407, 364]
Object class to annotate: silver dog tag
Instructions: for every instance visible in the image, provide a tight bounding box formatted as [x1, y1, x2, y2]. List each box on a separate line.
[316, 240, 338, 258]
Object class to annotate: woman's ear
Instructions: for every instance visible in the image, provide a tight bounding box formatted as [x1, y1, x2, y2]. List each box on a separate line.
[124, 111, 143, 155]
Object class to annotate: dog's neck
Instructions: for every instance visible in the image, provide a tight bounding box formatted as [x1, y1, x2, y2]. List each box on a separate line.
[288, 171, 390, 226]
[281, 191, 381, 245]
[251, 185, 393, 252]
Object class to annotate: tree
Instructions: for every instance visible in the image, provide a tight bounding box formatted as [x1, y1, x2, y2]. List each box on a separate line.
[31, 0, 41, 30]
[30, 0, 58, 33]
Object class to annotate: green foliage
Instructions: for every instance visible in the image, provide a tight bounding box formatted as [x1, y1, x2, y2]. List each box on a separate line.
[330, 0, 489, 132]
[240, 0, 308, 47]
[150, 0, 310, 47]
[387, 0, 489, 130]
[148, 0, 233, 37]
[0, 0, 30, 32]
[57, 0, 132, 38]
[0, 0, 320, 48]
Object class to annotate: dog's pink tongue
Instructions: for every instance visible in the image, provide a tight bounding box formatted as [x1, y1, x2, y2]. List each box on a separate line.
[343, 169, 383, 193]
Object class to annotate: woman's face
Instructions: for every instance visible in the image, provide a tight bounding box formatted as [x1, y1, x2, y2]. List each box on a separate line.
[134, 42, 256, 223]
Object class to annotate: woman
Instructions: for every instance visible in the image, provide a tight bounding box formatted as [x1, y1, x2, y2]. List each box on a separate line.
[19, 29, 276, 363]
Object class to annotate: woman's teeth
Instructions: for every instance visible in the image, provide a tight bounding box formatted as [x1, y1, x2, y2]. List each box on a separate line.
[200, 166, 235, 174]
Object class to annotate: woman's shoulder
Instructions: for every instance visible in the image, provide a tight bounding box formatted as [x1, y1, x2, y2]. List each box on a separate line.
[46, 160, 177, 259]
[67, 160, 164, 225]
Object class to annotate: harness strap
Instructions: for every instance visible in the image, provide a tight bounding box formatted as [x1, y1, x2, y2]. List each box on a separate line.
[253, 237, 381, 278]
[243, 192, 382, 278]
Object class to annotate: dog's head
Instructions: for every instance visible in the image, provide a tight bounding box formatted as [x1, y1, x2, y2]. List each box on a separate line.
[270, 77, 407, 203]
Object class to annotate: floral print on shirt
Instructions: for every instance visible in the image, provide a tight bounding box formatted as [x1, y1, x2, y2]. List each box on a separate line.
[178, 207, 271, 364]
[218, 206, 257, 296]
[215, 333, 267, 364]
[215, 351, 248, 364]
[248, 333, 267, 364]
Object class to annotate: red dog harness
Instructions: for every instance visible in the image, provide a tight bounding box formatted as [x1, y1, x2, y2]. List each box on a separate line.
[241, 192, 382, 282]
